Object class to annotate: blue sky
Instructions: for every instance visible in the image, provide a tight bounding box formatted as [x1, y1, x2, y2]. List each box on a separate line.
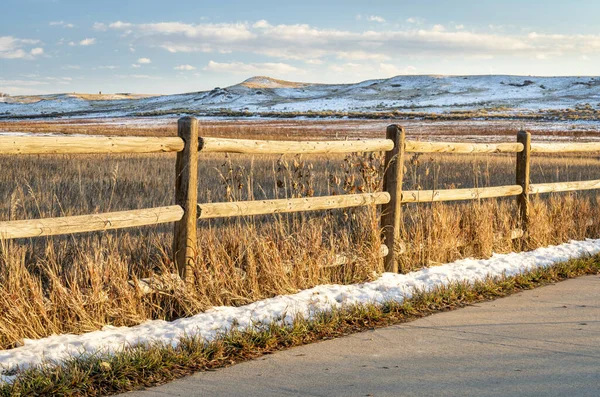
[2, 0, 600, 95]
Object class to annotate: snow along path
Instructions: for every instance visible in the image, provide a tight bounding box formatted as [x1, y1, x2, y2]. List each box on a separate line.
[1, 238, 600, 380]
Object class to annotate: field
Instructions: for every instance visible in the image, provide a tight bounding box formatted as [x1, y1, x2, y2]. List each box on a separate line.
[1, 118, 600, 350]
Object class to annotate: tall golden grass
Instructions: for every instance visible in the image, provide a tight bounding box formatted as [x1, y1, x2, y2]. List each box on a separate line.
[0, 122, 599, 350]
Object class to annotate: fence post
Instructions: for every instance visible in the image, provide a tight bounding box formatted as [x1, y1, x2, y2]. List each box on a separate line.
[516, 130, 531, 238]
[381, 124, 406, 273]
[173, 116, 199, 284]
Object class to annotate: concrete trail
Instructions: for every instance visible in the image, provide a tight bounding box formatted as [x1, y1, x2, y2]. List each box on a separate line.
[120, 275, 600, 397]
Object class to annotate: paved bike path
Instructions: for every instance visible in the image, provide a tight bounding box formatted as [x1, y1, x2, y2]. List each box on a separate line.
[121, 275, 600, 397]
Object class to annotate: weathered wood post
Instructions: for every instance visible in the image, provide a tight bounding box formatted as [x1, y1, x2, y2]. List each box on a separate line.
[173, 116, 199, 284]
[516, 130, 531, 240]
[381, 124, 406, 273]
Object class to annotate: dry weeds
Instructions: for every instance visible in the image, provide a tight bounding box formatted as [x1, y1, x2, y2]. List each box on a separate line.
[0, 122, 599, 350]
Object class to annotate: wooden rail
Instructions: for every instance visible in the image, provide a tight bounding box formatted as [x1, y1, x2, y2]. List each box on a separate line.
[529, 179, 600, 194]
[531, 142, 600, 153]
[401, 185, 523, 203]
[0, 136, 184, 154]
[0, 206, 184, 239]
[198, 192, 390, 219]
[405, 141, 523, 154]
[200, 137, 393, 154]
[1, 117, 599, 281]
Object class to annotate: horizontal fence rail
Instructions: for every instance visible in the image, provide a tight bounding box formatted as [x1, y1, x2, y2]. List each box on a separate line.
[1, 117, 600, 281]
[198, 192, 390, 219]
[200, 137, 394, 154]
[0, 136, 184, 155]
[530, 142, 600, 153]
[529, 179, 600, 194]
[405, 141, 523, 154]
[0, 206, 184, 239]
[401, 185, 523, 203]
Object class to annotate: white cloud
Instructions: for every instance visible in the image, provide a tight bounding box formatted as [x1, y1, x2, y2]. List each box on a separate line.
[305, 59, 324, 65]
[62, 64, 81, 70]
[49, 21, 74, 28]
[203, 60, 302, 75]
[131, 64, 141, 68]
[108, 21, 255, 42]
[367, 16, 385, 23]
[0, 36, 42, 59]
[337, 51, 390, 61]
[97, 65, 117, 69]
[109, 21, 133, 29]
[79, 38, 96, 46]
[93, 22, 107, 31]
[137, 57, 151, 64]
[174, 64, 196, 71]
[406, 17, 424, 24]
[116, 74, 161, 79]
[96, 19, 600, 71]
[253, 20, 271, 29]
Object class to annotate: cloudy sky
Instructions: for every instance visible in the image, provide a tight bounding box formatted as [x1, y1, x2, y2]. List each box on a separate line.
[2, 0, 600, 95]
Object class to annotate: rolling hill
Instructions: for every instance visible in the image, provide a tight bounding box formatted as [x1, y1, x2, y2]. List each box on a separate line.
[1, 75, 600, 119]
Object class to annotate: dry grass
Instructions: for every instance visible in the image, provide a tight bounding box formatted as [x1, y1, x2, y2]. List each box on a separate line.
[0, 121, 599, 351]
[3, 117, 600, 140]
[3, 255, 598, 396]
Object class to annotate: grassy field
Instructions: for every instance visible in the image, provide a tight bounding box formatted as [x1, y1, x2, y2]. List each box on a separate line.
[0, 119, 599, 350]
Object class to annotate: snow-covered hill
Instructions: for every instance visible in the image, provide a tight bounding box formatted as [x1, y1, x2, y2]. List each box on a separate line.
[2, 75, 600, 119]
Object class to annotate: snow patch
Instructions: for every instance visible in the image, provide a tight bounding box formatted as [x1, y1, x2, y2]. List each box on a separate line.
[1, 238, 599, 381]
[2, 75, 600, 118]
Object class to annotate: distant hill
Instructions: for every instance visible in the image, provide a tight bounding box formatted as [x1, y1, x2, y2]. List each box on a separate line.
[237, 76, 313, 89]
[1, 75, 600, 119]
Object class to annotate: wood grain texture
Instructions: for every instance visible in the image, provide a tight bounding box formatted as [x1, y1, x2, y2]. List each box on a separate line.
[200, 137, 393, 154]
[0, 206, 184, 239]
[529, 179, 600, 194]
[173, 117, 199, 283]
[380, 125, 405, 273]
[198, 192, 390, 219]
[405, 141, 523, 154]
[531, 142, 600, 153]
[0, 136, 184, 154]
[401, 185, 523, 203]
[516, 131, 532, 233]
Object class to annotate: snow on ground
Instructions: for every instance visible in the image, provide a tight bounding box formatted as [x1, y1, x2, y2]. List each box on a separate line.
[2, 75, 600, 118]
[1, 238, 599, 381]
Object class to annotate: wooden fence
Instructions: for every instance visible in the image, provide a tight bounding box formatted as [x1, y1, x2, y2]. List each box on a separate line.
[1, 117, 600, 281]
